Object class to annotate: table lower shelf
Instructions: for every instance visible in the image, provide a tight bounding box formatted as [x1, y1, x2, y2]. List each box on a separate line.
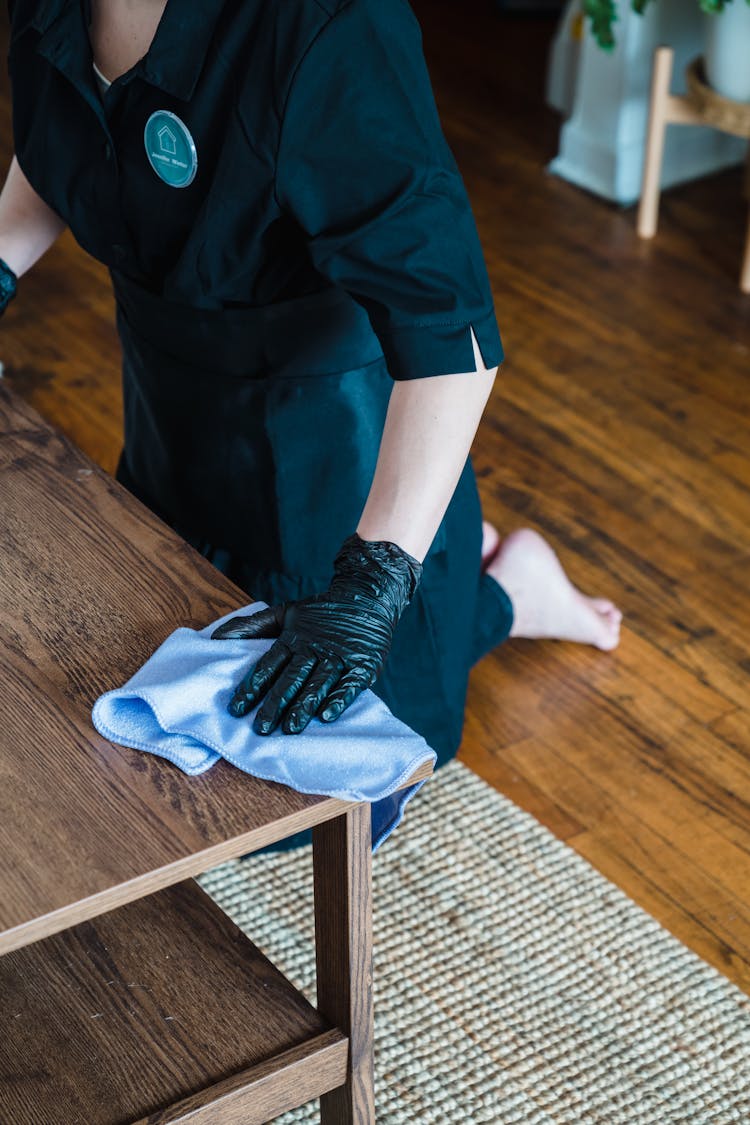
[0, 878, 348, 1124]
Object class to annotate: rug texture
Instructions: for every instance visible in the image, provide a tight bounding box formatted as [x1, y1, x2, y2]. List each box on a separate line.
[196, 759, 750, 1123]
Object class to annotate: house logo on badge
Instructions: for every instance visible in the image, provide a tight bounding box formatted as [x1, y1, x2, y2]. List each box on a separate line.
[143, 110, 198, 188]
[157, 124, 177, 156]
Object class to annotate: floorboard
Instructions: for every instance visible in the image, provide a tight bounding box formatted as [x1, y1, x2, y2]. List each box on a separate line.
[1, 2, 748, 992]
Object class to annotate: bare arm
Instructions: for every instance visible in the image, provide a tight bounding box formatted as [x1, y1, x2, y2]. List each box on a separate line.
[356, 327, 498, 563]
[0, 156, 66, 278]
[213, 327, 499, 732]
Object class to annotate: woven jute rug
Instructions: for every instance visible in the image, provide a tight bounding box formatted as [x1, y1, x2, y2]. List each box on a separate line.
[197, 759, 750, 1123]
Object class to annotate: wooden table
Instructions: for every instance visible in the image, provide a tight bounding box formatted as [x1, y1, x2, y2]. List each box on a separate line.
[0, 384, 432, 1124]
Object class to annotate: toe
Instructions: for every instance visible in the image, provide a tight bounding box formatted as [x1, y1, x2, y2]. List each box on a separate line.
[592, 597, 622, 622]
[595, 615, 621, 651]
[578, 593, 622, 651]
[597, 632, 620, 652]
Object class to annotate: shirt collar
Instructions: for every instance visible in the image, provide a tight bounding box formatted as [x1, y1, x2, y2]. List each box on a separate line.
[31, 0, 226, 102]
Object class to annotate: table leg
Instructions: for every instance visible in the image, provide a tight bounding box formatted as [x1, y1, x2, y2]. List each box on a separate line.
[312, 803, 375, 1125]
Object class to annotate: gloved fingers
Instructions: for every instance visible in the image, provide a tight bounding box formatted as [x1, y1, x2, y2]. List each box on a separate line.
[228, 641, 292, 716]
[282, 657, 345, 735]
[211, 604, 286, 641]
[253, 653, 318, 735]
[317, 666, 372, 723]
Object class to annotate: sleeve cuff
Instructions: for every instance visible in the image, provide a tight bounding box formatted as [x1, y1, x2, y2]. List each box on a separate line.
[374, 306, 505, 381]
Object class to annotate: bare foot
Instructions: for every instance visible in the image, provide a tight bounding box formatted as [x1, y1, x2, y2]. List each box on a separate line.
[485, 527, 622, 651]
[481, 520, 501, 570]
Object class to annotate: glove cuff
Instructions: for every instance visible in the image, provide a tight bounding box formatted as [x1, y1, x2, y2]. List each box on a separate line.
[333, 533, 423, 612]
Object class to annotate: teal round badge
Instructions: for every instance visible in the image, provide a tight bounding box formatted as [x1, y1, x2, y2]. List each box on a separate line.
[144, 110, 197, 188]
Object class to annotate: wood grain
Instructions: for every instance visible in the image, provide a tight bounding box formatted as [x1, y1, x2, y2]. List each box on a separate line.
[1, 1, 749, 994]
[0, 385, 432, 954]
[130, 1034, 348, 1124]
[313, 802, 375, 1125]
[0, 878, 348, 1124]
[417, 0, 750, 995]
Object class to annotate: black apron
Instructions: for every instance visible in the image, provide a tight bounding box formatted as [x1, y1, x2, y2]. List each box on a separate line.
[111, 270, 514, 849]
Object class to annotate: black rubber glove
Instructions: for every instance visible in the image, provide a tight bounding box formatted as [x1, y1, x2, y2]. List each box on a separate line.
[211, 533, 423, 735]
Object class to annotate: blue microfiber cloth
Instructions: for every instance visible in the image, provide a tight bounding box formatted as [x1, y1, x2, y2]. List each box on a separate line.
[91, 602, 436, 853]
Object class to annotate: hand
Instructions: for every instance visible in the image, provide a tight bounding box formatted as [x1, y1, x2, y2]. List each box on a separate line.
[211, 533, 422, 735]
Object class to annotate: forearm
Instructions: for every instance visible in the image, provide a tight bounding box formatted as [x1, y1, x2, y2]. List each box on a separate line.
[357, 329, 498, 563]
[0, 156, 66, 278]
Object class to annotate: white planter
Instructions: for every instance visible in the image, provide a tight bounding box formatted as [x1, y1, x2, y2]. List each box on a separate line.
[704, 0, 750, 103]
[546, 0, 584, 116]
[547, 0, 746, 203]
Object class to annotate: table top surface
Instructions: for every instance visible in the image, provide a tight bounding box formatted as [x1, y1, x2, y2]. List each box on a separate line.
[0, 385, 430, 954]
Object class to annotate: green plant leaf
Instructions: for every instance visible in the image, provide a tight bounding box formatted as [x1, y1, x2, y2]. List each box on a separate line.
[582, 0, 618, 50]
[585, 0, 743, 51]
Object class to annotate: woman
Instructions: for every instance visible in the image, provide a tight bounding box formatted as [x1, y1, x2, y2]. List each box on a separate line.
[1, 0, 621, 851]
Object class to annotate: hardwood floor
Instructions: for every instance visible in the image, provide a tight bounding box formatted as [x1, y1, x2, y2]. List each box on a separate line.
[2, 3, 750, 990]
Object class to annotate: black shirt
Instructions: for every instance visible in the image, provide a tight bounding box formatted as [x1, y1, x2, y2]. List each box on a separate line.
[7, 0, 504, 379]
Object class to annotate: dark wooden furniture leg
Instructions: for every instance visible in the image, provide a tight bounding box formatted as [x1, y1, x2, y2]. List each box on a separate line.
[312, 802, 375, 1125]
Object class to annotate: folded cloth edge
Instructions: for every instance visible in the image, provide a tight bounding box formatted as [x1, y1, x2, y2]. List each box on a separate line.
[91, 600, 437, 805]
[92, 684, 435, 801]
[91, 694, 221, 775]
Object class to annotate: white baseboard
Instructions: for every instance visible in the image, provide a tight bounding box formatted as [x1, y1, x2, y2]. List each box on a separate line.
[549, 120, 745, 206]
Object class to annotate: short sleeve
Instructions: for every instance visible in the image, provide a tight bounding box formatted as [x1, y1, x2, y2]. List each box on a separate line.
[274, 0, 504, 380]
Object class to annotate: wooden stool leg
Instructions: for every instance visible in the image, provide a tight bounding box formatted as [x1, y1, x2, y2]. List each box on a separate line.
[743, 144, 750, 294]
[312, 803, 375, 1125]
[741, 208, 750, 294]
[638, 47, 674, 239]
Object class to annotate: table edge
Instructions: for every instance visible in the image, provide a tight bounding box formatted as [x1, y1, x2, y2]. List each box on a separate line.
[0, 759, 433, 956]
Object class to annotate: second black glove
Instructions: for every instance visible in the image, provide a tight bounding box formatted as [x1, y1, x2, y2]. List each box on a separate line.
[211, 532, 423, 734]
